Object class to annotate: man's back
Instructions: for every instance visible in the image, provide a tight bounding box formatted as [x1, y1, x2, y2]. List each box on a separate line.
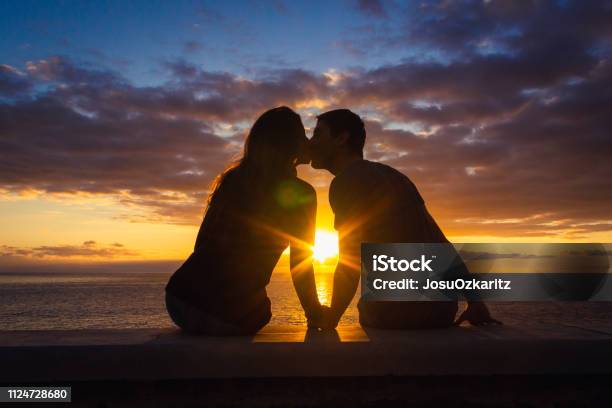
[329, 159, 457, 329]
[329, 159, 448, 244]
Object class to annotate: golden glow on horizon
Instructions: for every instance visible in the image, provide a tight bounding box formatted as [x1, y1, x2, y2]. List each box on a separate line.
[1, 182, 610, 265]
[312, 229, 339, 263]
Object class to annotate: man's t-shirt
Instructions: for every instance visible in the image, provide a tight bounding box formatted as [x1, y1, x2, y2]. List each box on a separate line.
[329, 159, 448, 244]
[329, 159, 457, 328]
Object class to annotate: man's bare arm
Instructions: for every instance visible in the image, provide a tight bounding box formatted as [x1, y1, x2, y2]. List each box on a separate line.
[327, 229, 362, 328]
[446, 252, 502, 326]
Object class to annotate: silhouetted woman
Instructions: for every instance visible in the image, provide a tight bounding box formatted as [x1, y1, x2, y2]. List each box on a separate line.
[165, 107, 321, 335]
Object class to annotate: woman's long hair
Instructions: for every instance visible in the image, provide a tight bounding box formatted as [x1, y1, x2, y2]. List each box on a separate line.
[206, 106, 305, 210]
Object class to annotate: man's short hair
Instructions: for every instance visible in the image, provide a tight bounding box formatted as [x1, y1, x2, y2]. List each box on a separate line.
[317, 109, 366, 156]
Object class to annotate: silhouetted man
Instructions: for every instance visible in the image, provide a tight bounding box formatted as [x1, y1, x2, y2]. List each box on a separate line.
[308, 109, 501, 330]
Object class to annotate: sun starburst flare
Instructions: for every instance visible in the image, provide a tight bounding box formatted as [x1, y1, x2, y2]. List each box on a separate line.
[312, 230, 339, 263]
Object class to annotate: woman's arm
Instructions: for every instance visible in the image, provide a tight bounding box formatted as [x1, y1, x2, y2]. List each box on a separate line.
[288, 186, 322, 321]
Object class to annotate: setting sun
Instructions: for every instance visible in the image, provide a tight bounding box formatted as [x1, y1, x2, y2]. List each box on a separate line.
[312, 230, 339, 262]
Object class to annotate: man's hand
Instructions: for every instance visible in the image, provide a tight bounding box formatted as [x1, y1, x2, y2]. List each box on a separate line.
[453, 302, 502, 326]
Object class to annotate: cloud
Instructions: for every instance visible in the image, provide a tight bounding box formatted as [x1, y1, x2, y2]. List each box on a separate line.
[458, 251, 550, 261]
[183, 40, 206, 53]
[0, 64, 31, 97]
[0, 1, 610, 239]
[0, 259, 181, 273]
[349, 1, 612, 62]
[25, 56, 122, 84]
[0, 85, 231, 223]
[0, 241, 138, 259]
[0, 56, 335, 224]
[354, 0, 388, 18]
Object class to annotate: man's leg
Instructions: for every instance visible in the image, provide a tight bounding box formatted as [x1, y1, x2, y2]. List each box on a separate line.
[358, 300, 458, 329]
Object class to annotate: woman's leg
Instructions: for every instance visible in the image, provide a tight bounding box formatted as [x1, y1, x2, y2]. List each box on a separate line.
[235, 296, 272, 335]
[165, 291, 241, 335]
[165, 290, 190, 330]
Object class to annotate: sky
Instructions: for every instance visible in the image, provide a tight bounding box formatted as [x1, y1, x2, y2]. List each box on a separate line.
[0, 0, 611, 269]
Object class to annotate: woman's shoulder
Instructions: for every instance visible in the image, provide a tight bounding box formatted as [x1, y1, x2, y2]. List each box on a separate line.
[291, 177, 316, 196]
[273, 176, 316, 211]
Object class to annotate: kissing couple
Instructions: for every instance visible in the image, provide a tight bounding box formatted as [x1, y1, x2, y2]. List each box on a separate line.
[165, 106, 501, 335]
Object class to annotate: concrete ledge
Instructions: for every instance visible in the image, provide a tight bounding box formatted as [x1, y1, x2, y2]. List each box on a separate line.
[1, 324, 612, 383]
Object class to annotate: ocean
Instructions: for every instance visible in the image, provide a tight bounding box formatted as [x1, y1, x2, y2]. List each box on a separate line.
[1, 269, 611, 331]
[0, 268, 358, 330]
